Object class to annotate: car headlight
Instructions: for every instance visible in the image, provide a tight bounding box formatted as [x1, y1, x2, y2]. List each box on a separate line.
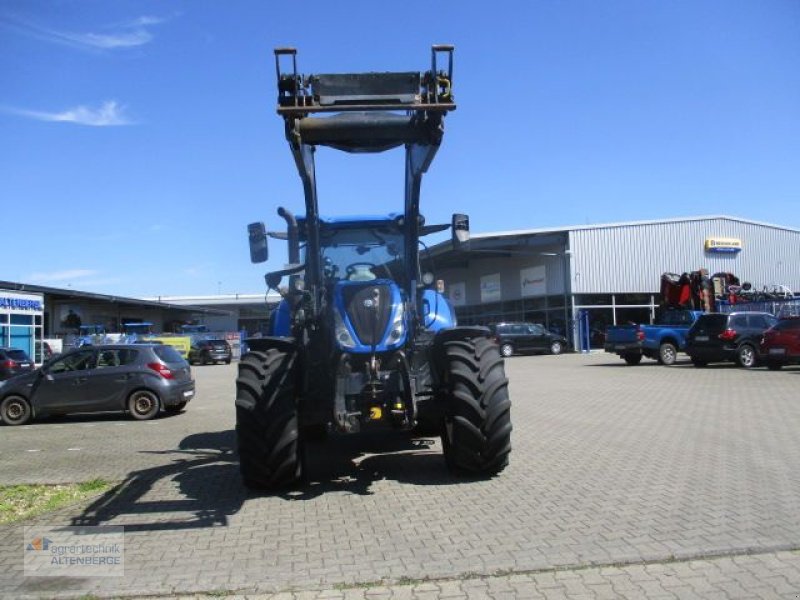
[334, 310, 357, 349]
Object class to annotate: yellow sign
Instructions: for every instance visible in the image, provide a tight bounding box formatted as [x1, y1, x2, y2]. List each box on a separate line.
[151, 336, 192, 358]
[704, 237, 742, 253]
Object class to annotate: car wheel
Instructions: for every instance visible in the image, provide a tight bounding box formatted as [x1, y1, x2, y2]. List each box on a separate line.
[766, 361, 783, 371]
[658, 342, 677, 366]
[128, 390, 160, 420]
[1, 395, 32, 426]
[550, 341, 564, 355]
[225, 358, 232, 365]
[165, 401, 187, 414]
[736, 344, 757, 368]
[499, 343, 514, 358]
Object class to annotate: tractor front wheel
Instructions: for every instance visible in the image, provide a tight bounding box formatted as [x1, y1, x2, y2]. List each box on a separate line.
[441, 337, 512, 477]
[235, 348, 302, 490]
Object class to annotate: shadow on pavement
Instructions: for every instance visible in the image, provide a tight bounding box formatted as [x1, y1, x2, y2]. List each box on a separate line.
[69, 429, 469, 531]
[285, 430, 472, 501]
[71, 430, 244, 532]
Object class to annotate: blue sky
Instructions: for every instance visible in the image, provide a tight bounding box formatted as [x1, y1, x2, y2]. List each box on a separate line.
[1, 1, 798, 298]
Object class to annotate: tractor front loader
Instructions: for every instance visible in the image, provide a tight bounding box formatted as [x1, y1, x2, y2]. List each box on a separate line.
[236, 46, 512, 489]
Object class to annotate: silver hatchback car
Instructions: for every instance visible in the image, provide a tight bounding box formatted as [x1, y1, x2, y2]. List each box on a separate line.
[0, 344, 194, 426]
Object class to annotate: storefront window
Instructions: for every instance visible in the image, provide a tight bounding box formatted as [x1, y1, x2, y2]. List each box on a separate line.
[1, 291, 44, 362]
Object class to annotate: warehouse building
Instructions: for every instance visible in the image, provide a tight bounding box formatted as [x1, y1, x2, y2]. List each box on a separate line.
[0, 280, 228, 363]
[428, 215, 800, 348]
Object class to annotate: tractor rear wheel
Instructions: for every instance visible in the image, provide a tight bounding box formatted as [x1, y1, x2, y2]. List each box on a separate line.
[235, 348, 302, 490]
[441, 337, 512, 477]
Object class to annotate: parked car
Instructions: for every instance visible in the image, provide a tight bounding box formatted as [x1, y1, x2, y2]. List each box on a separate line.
[188, 338, 232, 365]
[685, 311, 778, 368]
[605, 309, 703, 366]
[759, 317, 800, 370]
[0, 348, 34, 381]
[0, 344, 194, 426]
[488, 322, 567, 357]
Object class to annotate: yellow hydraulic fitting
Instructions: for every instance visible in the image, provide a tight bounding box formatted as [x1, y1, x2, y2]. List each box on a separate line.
[369, 406, 382, 420]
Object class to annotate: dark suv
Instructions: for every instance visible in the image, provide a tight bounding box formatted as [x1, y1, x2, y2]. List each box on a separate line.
[0, 347, 34, 381]
[489, 322, 567, 357]
[686, 311, 777, 368]
[188, 338, 232, 365]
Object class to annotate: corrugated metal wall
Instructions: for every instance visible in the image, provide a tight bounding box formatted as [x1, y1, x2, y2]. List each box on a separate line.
[568, 218, 800, 294]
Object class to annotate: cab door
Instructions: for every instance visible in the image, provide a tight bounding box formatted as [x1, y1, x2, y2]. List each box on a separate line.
[33, 349, 97, 414]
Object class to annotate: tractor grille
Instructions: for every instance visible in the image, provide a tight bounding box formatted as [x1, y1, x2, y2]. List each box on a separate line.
[342, 284, 392, 347]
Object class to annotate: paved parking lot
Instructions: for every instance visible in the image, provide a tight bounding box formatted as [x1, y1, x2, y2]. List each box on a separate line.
[1, 353, 800, 598]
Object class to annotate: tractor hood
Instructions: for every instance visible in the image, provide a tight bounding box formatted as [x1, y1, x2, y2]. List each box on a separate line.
[332, 279, 406, 353]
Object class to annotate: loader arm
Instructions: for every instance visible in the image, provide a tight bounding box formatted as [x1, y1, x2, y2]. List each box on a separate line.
[274, 46, 456, 319]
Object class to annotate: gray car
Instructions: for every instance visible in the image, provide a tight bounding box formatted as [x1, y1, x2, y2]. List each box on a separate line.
[0, 347, 34, 381]
[0, 344, 194, 426]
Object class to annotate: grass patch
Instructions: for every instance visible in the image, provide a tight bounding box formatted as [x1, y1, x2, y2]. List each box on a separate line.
[0, 478, 113, 524]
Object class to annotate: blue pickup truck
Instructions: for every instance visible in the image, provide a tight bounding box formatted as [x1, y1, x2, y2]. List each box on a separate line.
[604, 310, 703, 365]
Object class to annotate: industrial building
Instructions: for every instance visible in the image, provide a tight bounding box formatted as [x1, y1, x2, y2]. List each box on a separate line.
[0, 281, 229, 363]
[428, 215, 800, 347]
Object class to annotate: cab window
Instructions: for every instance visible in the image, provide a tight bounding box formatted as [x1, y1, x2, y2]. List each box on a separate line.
[48, 350, 95, 374]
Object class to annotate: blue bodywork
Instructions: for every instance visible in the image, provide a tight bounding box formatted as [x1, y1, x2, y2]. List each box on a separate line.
[421, 289, 456, 332]
[332, 279, 407, 353]
[269, 214, 458, 347]
[271, 284, 456, 348]
[272, 299, 291, 337]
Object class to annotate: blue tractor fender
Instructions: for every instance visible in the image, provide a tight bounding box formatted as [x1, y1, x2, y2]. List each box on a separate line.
[270, 299, 292, 337]
[421, 289, 457, 332]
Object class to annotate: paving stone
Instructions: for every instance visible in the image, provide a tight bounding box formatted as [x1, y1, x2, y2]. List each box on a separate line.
[1, 356, 800, 599]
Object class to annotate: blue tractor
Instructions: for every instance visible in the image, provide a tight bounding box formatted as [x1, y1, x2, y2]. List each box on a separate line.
[236, 46, 512, 489]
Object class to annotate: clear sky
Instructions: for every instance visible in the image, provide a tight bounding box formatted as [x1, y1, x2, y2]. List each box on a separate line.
[1, 0, 798, 298]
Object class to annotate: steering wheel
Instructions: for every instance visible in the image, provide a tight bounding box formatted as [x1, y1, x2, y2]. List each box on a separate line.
[345, 262, 377, 281]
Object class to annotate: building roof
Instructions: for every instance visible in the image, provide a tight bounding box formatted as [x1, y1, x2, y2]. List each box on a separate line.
[148, 293, 281, 306]
[0, 280, 229, 315]
[472, 215, 800, 241]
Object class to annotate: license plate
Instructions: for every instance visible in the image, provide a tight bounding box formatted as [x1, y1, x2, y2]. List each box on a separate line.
[768, 348, 786, 355]
[183, 390, 194, 398]
[695, 336, 709, 342]
[19, 363, 30, 368]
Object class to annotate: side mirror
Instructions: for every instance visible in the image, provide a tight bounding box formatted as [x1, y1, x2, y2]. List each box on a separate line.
[248, 222, 269, 263]
[452, 213, 470, 251]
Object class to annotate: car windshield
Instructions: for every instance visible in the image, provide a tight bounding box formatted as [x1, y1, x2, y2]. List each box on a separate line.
[694, 314, 728, 333]
[312, 226, 405, 283]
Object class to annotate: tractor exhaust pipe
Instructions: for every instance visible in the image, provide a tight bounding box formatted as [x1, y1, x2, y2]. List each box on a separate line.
[277, 206, 300, 264]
